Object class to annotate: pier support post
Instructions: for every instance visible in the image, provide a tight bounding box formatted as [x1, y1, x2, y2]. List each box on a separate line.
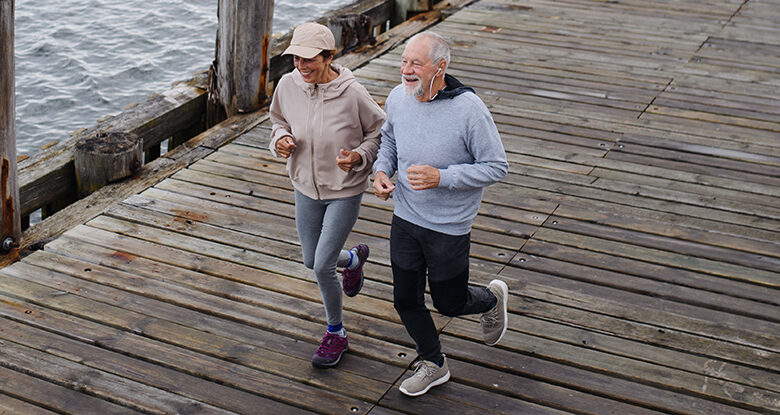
[207, 0, 275, 126]
[393, 0, 432, 25]
[0, 0, 21, 253]
[74, 132, 142, 198]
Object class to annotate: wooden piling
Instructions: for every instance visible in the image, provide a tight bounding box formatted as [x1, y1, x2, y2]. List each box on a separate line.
[74, 132, 142, 198]
[393, 0, 432, 24]
[208, 0, 275, 125]
[0, 0, 21, 252]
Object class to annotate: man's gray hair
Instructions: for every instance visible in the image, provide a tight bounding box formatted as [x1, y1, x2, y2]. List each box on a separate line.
[409, 31, 451, 68]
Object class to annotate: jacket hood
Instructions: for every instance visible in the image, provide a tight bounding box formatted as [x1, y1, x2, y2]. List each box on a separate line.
[432, 74, 475, 101]
[290, 63, 356, 99]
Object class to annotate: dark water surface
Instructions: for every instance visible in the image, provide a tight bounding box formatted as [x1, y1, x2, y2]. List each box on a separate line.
[14, 0, 353, 155]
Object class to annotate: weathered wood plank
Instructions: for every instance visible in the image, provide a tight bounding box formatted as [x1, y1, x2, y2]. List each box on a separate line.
[0, 265, 391, 409]
[498, 313, 780, 394]
[445, 358, 670, 415]
[517, 244, 780, 322]
[0, 337, 239, 415]
[444, 318, 780, 411]
[498, 275, 780, 374]
[0, 293, 370, 415]
[0, 392, 58, 415]
[436, 328, 766, 415]
[50, 222, 420, 362]
[0, 365, 142, 415]
[531, 227, 779, 288]
[0, 317, 316, 415]
[19, 249, 406, 390]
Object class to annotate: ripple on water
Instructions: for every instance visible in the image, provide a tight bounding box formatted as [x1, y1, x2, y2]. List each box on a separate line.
[15, 0, 353, 154]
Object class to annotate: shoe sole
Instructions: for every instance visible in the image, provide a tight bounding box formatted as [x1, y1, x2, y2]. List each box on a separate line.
[485, 280, 508, 346]
[311, 346, 348, 369]
[399, 370, 451, 397]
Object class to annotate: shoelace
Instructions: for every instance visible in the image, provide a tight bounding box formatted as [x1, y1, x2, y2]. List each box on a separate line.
[411, 361, 436, 378]
[317, 334, 339, 353]
[481, 308, 499, 327]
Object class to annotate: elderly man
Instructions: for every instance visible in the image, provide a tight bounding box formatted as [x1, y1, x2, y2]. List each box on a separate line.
[373, 31, 510, 397]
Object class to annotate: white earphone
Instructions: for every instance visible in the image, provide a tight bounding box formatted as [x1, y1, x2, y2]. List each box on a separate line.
[428, 66, 444, 101]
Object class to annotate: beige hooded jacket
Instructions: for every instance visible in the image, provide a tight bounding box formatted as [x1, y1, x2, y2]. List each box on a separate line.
[269, 64, 386, 200]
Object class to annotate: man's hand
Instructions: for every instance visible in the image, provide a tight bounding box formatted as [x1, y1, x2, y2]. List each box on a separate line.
[336, 148, 362, 172]
[275, 136, 297, 158]
[373, 171, 396, 200]
[406, 164, 440, 190]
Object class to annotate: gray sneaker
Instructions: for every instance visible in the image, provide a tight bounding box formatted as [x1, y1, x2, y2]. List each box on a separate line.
[399, 356, 450, 397]
[481, 279, 508, 346]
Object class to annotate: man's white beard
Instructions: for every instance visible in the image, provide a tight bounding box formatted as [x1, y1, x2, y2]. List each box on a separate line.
[402, 75, 424, 97]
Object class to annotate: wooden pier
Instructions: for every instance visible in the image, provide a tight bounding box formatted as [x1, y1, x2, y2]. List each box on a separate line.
[1, 0, 779, 413]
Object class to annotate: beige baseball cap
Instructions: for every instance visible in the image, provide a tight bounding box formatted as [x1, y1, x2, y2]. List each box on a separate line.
[283, 22, 336, 59]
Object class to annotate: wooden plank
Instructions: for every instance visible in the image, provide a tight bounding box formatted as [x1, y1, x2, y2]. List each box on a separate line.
[517, 243, 780, 323]
[604, 146, 780, 189]
[379, 379, 560, 415]
[658, 89, 780, 115]
[434, 329, 765, 415]
[0, 265, 389, 408]
[651, 96, 780, 122]
[0, 338, 239, 415]
[531, 227, 780, 288]
[498, 269, 780, 372]
[443, 319, 780, 410]
[501, 174, 780, 232]
[645, 104, 780, 132]
[496, 313, 780, 394]
[0, 293, 371, 415]
[591, 162, 780, 201]
[0, 365, 142, 415]
[0, 317, 317, 415]
[146, 175, 524, 257]
[358, 60, 652, 110]
[41, 224, 418, 364]
[445, 359, 670, 415]
[617, 133, 780, 168]
[548, 216, 780, 272]
[0, 393, 58, 415]
[551, 202, 780, 264]
[521, 238, 778, 306]
[504, 258, 780, 350]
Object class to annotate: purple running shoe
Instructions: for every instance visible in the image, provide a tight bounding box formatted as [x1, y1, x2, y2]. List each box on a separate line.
[311, 332, 349, 368]
[342, 244, 369, 297]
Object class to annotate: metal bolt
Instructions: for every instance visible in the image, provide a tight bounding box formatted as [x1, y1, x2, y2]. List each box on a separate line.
[2, 237, 14, 251]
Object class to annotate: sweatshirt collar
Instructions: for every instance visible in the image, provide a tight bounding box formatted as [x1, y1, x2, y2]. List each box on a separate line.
[430, 74, 475, 101]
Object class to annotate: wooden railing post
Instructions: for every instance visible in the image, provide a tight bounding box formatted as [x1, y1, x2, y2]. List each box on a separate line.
[207, 0, 274, 126]
[393, 0, 432, 25]
[0, 0, 21, 253]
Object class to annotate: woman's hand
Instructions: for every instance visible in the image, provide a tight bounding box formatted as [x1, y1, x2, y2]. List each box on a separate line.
[336, 148, 362, 172]
[373, 171, 395, 200]
[275, 136, 297, 158]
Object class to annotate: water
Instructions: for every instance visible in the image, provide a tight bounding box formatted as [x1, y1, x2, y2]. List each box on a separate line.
[14, 0, 354, 156]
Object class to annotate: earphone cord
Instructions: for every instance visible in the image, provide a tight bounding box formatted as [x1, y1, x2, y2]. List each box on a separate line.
[428, 68, 442, 102]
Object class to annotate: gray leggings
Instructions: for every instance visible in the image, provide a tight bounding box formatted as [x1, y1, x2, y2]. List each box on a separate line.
[294, 189, 363, 326]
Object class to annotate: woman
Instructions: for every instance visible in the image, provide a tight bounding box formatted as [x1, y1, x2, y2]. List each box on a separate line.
[269, 22, 386, 368]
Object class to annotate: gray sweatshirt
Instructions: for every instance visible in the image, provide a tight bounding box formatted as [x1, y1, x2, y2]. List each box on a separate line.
[374, 75, 508, 235]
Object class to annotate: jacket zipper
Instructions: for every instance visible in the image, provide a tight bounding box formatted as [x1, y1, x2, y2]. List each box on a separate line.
[310, 83, 320, 199]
